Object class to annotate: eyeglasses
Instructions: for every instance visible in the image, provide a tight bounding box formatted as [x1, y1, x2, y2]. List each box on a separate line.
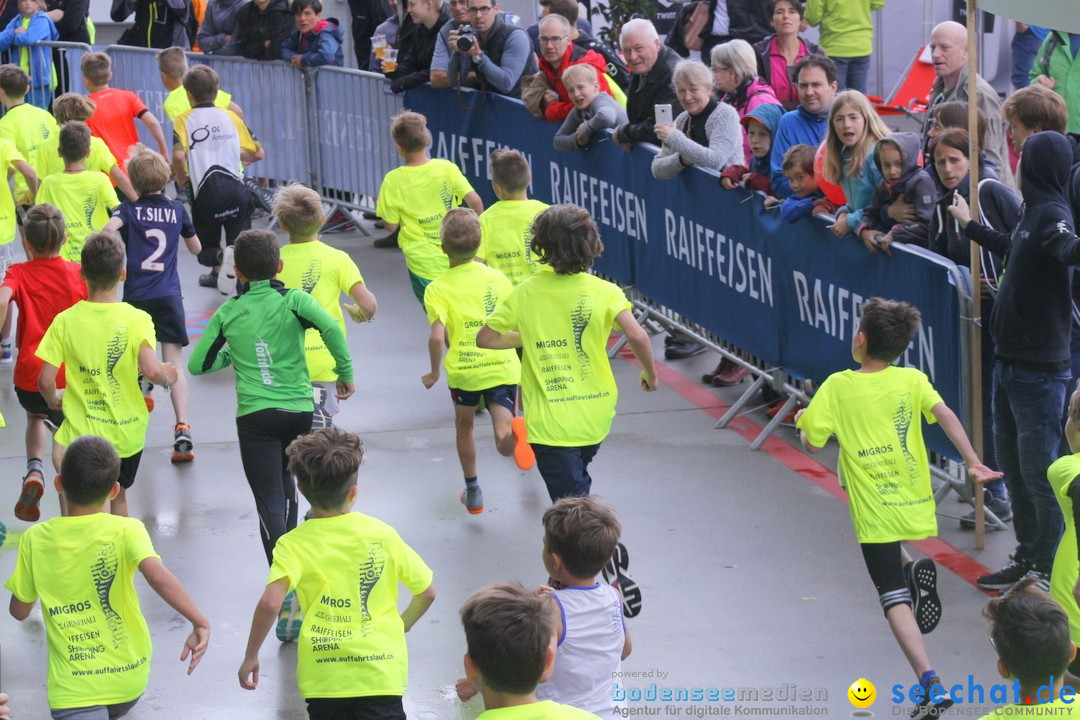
[467, 5, 494, 14]
[712, 65, 731, 73]
[538, 34, 568, 45]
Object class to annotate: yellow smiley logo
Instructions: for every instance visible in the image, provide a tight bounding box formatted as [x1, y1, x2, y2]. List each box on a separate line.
[848, 678, 876, 709]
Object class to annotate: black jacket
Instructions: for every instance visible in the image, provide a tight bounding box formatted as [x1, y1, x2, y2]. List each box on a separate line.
[700, 0, 771, 44]
[966, 132, 1080, 366]
[112, 0, 191, 48]
[572, 35, 629, 90]
[46, 0, 90, 42]
[234, 0, 294, 61]
[860, 133, 937, 247]
[388, 5, 448, 93]
[617, 45, 682, 146]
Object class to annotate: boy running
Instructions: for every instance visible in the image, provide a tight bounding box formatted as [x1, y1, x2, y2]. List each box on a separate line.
[80, 52, 168, 168]
[476, 149, 548, 286]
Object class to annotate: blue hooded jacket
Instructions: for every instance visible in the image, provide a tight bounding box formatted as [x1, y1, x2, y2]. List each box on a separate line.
[742, 103, 783, 176]
[282, 17, 344, 67]
[0, 13, 58, 91]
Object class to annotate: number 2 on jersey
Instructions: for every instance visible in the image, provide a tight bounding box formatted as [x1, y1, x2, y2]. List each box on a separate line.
[141, 229, 168, 272]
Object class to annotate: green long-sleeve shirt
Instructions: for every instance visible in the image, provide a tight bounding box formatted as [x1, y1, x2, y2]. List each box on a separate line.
[805, 0, 883, 58]
[188, 279, 354, 417]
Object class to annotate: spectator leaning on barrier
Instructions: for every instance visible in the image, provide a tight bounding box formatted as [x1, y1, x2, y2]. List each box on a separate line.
[711, 39, 780, 161]
[1029, 30, 1080, 134]
[651, 59, 742, 180]
[753, 0, 823, 111]
[233, 0, 293, 61]
[430, 0, 468, 86]
[197, 0, 248, 54]
[614, 18, 681, 148]
[923, 20, 1012, 187]
[282, 0, 343, 68]
[769, 53, 836, 198]
[112, 0, 192, 48]
[527, 0, 591, 58]
[384, 0, 448, 92]
[697, 0, 771, 65]
[537, 14, 618, 123]
[804, 0, 879, 94]
[541, 0, 627, 91]
[0, 0, 59, 111]
[446, 0, 536, 98]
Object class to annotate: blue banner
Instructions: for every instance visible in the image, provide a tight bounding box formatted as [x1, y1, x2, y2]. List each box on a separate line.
[405, 86, 969, 459]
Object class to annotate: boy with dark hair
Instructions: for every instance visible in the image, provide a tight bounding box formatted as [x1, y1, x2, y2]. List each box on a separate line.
[766, 143, 834, 223]
[478, 203, 656, 618]
[273, 183, 376, 430]
[796, 296, 999, 718]
[37, 232, 177, 517]
[980, 578, 1077, 715]
[2, 204, 86, 521]
[79, 52, 168, 169]
[104, 143, 201, 463]
[36, 121, 121, 262]
[238, 427, 436, 718]
[6, 435, 210, 719]
[188, 229, 354, 569]
[858, 132, 938, 253]
[459, 582, 600, 720]
[949, 131, 1080, 592]
[281, 0, 345, 68]
[421, 208, 527, 514]
[174, 64, 265, 293]
[377, 110, 483, 304]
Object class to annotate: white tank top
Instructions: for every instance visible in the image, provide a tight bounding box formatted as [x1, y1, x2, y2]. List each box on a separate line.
[536, 583, 625, 715]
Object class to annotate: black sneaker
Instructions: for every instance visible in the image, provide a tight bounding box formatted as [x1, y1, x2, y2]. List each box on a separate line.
[602, 542, 642, 618]
[1018, 567, 1051, 593]
[664, 340, 706, 360]
[911, 676, 955, 719]
[198, 271, 218, 288]
[960, 493, 1013, 529]
[977, 555, 1031, 591]
[374, 229, 399, 248]
[909, 558, 941, 634]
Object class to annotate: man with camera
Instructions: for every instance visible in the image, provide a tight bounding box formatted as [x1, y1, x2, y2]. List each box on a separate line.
[430, 0, 470, 88]
[444, 0, 536, 96]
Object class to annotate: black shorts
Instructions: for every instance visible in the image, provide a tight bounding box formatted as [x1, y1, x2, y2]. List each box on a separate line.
[15, 387, 64, 427]
[449, 384, 517, 413]
[305, 696, 405, 720]
[126, 295, 188, 346]
[118, 451, 143, 489]
[192, 172, 253, 267]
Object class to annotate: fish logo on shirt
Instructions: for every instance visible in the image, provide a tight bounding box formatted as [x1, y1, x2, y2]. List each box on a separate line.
[893, 392, 917, 482]
[105, 327, 129, 400]
[570, 294, 592, 380]
[91, 542, 126, 648]
[522, 227, 537, 274]
[301, 259, 322, 294]
[483, 282, 497, 316]
[439, 181, 454, 211]
[83, 195, 95, 232]
[357, 543, 385, 637]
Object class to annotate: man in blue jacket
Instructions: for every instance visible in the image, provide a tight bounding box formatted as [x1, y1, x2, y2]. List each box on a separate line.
[770, 54, 837, 198]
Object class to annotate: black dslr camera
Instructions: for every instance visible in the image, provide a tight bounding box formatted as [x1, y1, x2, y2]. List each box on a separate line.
[456, 24, 476, 51]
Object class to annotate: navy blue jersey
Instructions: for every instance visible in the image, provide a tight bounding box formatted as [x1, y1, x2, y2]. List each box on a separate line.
[115, 193, 195, 301]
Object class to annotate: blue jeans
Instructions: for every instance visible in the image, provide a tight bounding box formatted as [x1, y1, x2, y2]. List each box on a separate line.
[1011, 27, 1044, 88]
[533, 443, 601, 501]
[993, 360, 1068, 569]
[832, 55, 871, 94]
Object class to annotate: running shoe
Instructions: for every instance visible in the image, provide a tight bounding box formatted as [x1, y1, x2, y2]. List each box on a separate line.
[460, 485, 484, 514]
[276, 589, 303, 642]
[0, 342, 12, 364]
[14, 470, 45, 522]
[977, 554, 1031, 591]
[510, 417, 535, 470]
[198, 272, 218, 288]
[602, 541, 642, 618]
[218, 246, 237, 296]
[910, 676, 954, 719]
[172, 423, 194, 463]
[909, 558, 941, 634]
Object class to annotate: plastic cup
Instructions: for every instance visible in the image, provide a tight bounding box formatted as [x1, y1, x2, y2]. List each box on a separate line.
[372, 34, 387, 58]
[383, 48, 398, 72]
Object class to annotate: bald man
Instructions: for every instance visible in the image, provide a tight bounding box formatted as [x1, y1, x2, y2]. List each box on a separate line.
[922, 20, 1012, 186]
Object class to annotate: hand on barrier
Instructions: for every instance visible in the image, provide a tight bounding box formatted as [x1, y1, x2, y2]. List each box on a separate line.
[860, 229, 893, 255]
[829, 211, 850, 237]
[576, 125, 591, 147]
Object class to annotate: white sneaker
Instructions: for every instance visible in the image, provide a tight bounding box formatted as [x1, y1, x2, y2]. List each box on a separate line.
[217, 245, 237, 296]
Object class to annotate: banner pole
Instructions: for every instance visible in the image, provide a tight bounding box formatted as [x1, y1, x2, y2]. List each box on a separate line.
[967, 0, 986, 550]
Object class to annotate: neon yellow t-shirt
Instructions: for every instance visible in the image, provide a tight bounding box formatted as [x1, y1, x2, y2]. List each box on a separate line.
[424, 261, 520, 391]
[375, 159, 475, 282]
[36, 301, 156, 457]
[4, 513, 158, 709]
[485, 272, 630, 446]
[278, 240, 365, 383]
[0, 138, 26, 246]
[39, 135, 119, 181]
[478, 700, 603, 720]
[478, 199, 548, 286]
[0, 102, 57, 204]
[1050, 453, 1080, 648]
[37, 170, 120, 262]
[796, 366, 943, 543]
[162, 86, 232, 123]
[980, 699, 1080, 718]
[267, 512, 434, 699]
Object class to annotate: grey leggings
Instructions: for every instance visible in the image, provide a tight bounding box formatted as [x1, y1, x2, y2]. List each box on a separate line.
[52, 697, 140, 720]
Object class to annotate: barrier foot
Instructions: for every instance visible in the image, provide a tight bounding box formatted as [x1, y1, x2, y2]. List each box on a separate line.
[749, 393, 798, 451]
[714, 373, 766, 429]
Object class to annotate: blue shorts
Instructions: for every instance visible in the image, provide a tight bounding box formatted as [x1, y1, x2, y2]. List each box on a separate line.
[449, 384, 517, 413]
[125, 295, 188, 346]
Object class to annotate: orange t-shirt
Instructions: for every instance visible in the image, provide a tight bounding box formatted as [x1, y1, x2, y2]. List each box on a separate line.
[86, 88, 148, 170]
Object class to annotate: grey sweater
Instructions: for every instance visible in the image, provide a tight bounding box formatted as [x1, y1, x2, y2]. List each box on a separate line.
[651, 102, 743, 179]
[553, 94, 628, 151]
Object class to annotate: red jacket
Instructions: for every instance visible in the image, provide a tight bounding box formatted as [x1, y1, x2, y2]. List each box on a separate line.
[539, 45, 614, 122]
